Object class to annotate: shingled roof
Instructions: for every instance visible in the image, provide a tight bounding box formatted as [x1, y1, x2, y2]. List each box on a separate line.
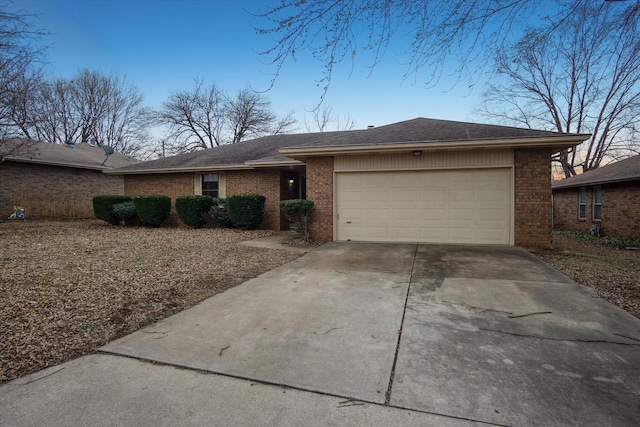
[111, 118, 588, 174]
[1, 139, 136, 170]
[553, 154, 640, 189]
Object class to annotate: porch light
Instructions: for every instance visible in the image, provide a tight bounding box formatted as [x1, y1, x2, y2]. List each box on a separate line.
[412, 150, 422, 157]
[289, 179, 295, 184]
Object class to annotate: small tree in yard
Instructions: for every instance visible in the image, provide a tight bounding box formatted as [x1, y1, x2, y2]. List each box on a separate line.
[279, 199, 314, 242]
[112, 200, 137, 226]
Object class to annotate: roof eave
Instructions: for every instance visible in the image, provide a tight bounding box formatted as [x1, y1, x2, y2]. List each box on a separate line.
[3, 156, 112, 171]
[278, 135, 589, 158]
[244, 159, 304, 168]
[104, 164, 254, 175]
[553, 175, 640, 189]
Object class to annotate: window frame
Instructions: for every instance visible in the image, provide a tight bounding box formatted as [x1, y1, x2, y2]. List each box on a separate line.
[592, 187, 602, 221]
[201, 173, 219, 198]
[578, 188, 586, 220]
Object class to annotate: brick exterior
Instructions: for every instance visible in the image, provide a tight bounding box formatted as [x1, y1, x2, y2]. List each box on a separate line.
[0, 161, 124, 219]
[553, 182, 640, 240]
[124, 173, 194, 226]
[514, 148, 553, 250]
[306, 156, 334, 242]
[226, 169, 282, 230]
[116, 148, 558, 249]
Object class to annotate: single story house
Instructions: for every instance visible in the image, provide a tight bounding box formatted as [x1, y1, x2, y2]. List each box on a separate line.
[109, 118, 588, 250]
[552, 154, 640, 240]
[0, 140, 136, 219]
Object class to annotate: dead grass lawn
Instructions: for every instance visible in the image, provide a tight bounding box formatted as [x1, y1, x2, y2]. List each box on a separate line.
[537, 233, 640, 319]
[0, 220, 302, 384]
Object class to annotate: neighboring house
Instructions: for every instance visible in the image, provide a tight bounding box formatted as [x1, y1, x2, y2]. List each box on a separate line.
[552, 154, 640, 240]
[109, 118, 588, 250]
[0, 140, 136, 219]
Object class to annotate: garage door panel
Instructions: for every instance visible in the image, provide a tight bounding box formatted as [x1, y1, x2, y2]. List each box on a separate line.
[336, 169, 511, 244]
[392, 208, 418, 221]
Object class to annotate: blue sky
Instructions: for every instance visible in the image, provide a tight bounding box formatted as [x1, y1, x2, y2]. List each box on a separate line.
[10, 0, 485, 131]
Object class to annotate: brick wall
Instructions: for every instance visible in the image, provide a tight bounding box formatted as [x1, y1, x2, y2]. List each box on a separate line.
[124, 173, 194, 226]
[226, 169, 281, 230]
[514, 148, 553, 250]
[0, 161, 124, 219]
[306, 156, 334, 242]
[554, 182, 640, 240]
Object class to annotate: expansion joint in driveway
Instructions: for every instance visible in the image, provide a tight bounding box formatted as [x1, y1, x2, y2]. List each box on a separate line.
[384, 242, 418, 406]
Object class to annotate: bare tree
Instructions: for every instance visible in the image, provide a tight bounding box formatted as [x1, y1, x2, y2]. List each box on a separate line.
[228, 86, 276, 143]
[154, 78, 227, 152]
[155, 81, 297, 153]
[271, 110, 298, 135]
[4, 69, 150, 156]
[254, 1, 639, 105]
[477, 3, 640, 178]
[0, 5, 46, 157]
[304, 105, 356, 132]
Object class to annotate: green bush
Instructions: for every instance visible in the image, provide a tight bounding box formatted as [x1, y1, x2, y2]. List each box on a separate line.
[175, 195, 213, 228]
[211, 197, 233, 228]
[112, 201, 137, 225]
[280, 199, 315, 242]
[226, 193, 266, 229]
[133, 195, 171, 227]
[93, 195, 131, 225]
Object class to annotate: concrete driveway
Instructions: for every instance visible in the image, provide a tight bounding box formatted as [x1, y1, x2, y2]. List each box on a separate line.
[2, 242, 639, 426]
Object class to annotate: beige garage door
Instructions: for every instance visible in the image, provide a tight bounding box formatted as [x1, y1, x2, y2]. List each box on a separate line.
[335, 168, 512, 244]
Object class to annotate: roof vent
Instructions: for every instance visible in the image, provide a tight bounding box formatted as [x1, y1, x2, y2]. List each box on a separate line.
[66, 141, 75, 149]
[367, 125, 375, 129]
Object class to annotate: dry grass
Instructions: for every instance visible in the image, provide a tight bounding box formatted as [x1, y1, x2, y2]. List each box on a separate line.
[0, 220, 302, 384]
[537, 233, 640, 319]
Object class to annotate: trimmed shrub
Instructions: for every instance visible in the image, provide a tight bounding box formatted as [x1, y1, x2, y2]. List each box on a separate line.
[93, 195, 131, 225]
[226, 193, 266, 230]
[133, 195, 171, 227]
[280, 199, 315, 242]
[211, 197, 233, 228]
[175, 195, 213, 228]
[112, 201, 137, 225]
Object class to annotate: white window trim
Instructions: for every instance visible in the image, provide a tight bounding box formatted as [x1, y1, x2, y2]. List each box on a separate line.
[194, 173, 226, 198]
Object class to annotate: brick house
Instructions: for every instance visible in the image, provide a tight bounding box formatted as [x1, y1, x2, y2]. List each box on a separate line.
[552, 154, 640, 240]
[109, 118, 587, 250]
[0, 140, 136, 219]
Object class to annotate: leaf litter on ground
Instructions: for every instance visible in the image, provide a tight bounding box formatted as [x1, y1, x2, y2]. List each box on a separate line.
[0, 220, 302, 384]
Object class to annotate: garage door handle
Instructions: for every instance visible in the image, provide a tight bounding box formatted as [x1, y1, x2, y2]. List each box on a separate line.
[346, 221, 352, 224]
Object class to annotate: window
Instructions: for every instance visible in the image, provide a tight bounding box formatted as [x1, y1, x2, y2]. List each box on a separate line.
[593, 187, 602, 221]
[578, 189, 586, 219]
[202, 174, 219, 198]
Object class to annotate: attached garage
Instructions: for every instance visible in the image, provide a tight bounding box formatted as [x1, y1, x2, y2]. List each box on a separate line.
[335, 168, 512, 244]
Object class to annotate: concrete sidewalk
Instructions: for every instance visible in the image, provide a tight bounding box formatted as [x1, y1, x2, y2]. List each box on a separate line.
[2, 242, 639, 426]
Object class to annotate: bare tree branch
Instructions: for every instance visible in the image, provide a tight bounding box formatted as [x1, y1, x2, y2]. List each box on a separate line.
[252, 0, 611, 99]
[477, 2, 640, 178]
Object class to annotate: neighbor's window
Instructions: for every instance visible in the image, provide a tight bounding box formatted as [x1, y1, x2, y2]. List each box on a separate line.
[202, 173, 219, 198]
[578, 189, 586, 220]
[593, 187, 602, 221]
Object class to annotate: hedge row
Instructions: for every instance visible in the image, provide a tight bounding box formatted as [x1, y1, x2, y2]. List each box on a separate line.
[93, 194, 171, 227]
[93, 193, 265, 230]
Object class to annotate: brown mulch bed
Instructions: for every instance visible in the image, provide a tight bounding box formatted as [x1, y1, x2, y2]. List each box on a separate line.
[0, 220, 303, 384]
[536, 233, 640, 319]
